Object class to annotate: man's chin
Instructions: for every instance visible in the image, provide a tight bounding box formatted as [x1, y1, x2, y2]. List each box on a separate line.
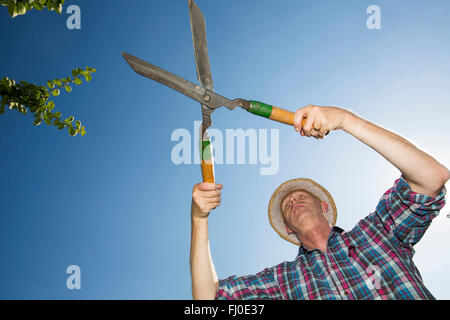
[292, 208, 311, 221]
[293, 215, 318, 231]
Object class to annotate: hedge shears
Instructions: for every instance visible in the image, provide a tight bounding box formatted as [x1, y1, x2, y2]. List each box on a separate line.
[122, 0, 304, 182]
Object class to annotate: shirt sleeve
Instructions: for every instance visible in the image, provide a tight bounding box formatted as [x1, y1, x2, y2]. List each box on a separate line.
[215, 267, 282, 300]
[374, 175, 446, 247]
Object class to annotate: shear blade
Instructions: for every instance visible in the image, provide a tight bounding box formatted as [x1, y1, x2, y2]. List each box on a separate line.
[189, 0, 214, 92]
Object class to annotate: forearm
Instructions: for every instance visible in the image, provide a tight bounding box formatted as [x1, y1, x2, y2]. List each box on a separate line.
[190, 214, 219, 300]
[343, 112, 450, 197]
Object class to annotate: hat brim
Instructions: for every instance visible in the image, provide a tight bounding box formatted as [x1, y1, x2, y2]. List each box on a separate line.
[268, 178, 337, 246]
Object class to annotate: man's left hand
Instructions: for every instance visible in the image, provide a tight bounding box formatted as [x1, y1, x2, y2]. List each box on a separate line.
[294, 105, 352, 139]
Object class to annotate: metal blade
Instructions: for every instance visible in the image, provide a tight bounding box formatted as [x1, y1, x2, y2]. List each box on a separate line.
[122, 51, 206, 104]
[189, 0, 214, 136]
[121, 51, 242, 111]
[189, 0, 213, 92]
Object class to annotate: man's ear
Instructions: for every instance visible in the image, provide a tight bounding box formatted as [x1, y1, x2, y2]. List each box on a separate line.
[285, 225, 293, 235]
[321, 201, 329, 214]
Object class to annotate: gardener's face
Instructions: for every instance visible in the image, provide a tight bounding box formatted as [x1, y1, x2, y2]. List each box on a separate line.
[281, 190, 328, 234]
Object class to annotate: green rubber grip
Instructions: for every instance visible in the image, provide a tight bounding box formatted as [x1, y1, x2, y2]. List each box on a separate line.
[248, 100, 273, 118]
[200, 139, 212, 161]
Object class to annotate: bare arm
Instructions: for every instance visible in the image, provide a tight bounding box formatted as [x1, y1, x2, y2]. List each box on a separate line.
[342, 113, 449, 196]
[294, 106, 450, 197]
[190, 183, 222, 300]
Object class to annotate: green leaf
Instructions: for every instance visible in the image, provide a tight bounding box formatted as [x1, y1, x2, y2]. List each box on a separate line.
[16, 2, 27, 15]
[64, 85, 72, 93]
[74, 78, 82, 85]
[34, 118, 42, 126]
[47, 100, 55, 110]
[8, 3, 17, 18]
[68, 116, 74, 122]
[53, 79, 62, 86]
[47, 80, 54, 89]
[69, 127, 77, 136]
[80, 126, 86, 136]
[34, 2, 44, 10]
[85, 73, 92, 82]
[52, 89, 60, 96]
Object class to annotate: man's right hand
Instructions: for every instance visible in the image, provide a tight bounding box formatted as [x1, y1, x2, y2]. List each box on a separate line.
[191, 182, 223, 220]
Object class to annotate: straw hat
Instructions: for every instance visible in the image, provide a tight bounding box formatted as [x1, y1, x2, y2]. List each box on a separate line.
[268, 178, 337, 246]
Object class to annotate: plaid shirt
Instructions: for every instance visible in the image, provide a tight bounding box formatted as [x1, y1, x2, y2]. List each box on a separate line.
[216, 176, 446, 300]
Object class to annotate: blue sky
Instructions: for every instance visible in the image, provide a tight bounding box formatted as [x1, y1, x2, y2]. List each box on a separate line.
[1, 0, 449, 299]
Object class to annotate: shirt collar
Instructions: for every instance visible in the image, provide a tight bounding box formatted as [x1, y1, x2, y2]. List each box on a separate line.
[296, 226, 345, 257]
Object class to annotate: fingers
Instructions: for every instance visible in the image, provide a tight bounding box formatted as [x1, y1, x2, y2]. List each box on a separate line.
[193, 183, 222, 200]
[294, 107, 308, 134]
[192, 182, 223, 215]
[302, 112, 316, 137]
[317, 124, 326, 137]
[206, 199, 221, 210]
[198, 189, 222, 198]
[200, 190, 222, 198]
[294, 105, 331, 139]
[299, 106, 320, 138]
[196, 182, 222, 191]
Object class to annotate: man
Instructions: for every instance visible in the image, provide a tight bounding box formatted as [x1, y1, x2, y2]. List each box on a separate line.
[190, 105, 449, 300]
